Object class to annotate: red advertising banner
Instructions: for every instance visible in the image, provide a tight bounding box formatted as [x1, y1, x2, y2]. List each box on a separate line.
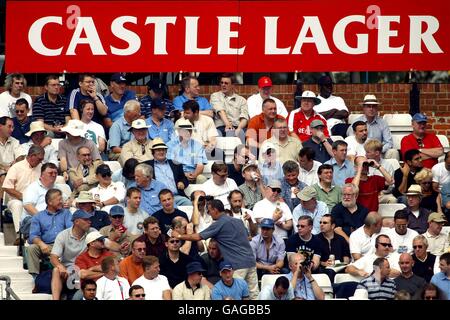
[6, 0, 450, 72]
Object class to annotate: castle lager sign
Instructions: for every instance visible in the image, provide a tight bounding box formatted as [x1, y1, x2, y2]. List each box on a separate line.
[6, 0, 450, 72]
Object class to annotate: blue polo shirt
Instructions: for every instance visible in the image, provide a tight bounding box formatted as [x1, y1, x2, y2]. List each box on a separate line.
[146, 117, 175, 143]
[166, 138, 208, 173]
[105, 90, 137, 121]
[108, 116, 132, 149]
[12, 117, 32, 144]
[211, 278, 249, 300]
[431, 271, 450, 300]
[130, 180, 167, 215]
[285, 273, 316, 300]
[324, 158, 355, 187]
[173, 94, 212, 112]
[29, 209, 73, 245]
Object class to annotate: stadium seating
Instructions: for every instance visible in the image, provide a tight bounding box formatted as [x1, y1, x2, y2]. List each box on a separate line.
[378, 203, 406, 219]
[50, 138, 63, 152]
[203, 161, 214, 179]
[184, 184, 202, 199]
[104, 161, 122, 173]
[178, 206, 193, 221]
[348, 113, 363, 125]
[383, 113, 413, 133]
[334, 273, 363, 284]
[215, 137, 242, 163]
[330, 135, 344, 142]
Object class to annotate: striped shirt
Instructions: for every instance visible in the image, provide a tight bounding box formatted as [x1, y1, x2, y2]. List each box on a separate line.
[357, 274, 397, 300]
[32, 93, 69, 126]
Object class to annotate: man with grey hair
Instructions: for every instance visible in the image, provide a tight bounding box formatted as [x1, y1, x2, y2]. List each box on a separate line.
[108, 100, 141, 160]
[0, 73, 32, 117]
[3, 145, 45, 234]
[131, 163, 167, 215]
[331, 183, 369, 242]
[349, 211, 384, 261]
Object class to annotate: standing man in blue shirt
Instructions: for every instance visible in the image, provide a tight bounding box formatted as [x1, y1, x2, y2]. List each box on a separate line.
[27, 188, 73, 278]
[173, 76, 213, 117]
[104, 73, 137, 128]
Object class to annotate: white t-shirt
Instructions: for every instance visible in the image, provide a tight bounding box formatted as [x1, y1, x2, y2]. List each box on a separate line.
[350, 252, 400, 274]
[384, 228, 419, 254]
[247, 93, 288, 119]
[132, 274, 171, 300]
[349, 226, 373, 256]
[0, 91, 33, 117]
[315, 95, 348, 131]
[344, 136, 366, 158]
[253, 198, 293, 239]
[298, 160, 321, 186]
[123, 207, 150, 236]
[432, 162, 450, 189]
[96, 276, 130, 300]
[84, 120, 106, 149]
[201, 178, 238, 206]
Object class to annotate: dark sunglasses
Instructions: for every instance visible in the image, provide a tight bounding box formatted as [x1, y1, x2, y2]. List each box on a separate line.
[296, 224, 308, 229]
[111, 215, 123, 219]
[15, 110, 26, 114]
[424, 296, 436, 300]
[320, 221, 329, 224]
[134, 294, 146, 298]
[101, 172, 112, 177]
[413, 245, 423, 249]
[379, 243, 393, 248]
[135, 248, 146, 252]
[169, 239, 180, 244]
[270, 188, 281, 193]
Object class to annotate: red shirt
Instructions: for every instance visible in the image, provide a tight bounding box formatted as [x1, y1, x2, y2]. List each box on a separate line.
[346, 175, 385, 212]
[400, 133, 442, 169]
[75, 249, 113, 282]
[246, 113, 285, 145]
[287, 109, 329, 142]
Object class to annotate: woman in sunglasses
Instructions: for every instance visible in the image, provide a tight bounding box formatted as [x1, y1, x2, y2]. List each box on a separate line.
[414, 168, 442, 213]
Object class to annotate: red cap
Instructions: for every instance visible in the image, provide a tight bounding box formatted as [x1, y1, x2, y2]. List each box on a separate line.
[258, 76, 272, 88]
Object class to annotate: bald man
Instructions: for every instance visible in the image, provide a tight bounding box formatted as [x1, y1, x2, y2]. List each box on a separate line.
[394, 253, 426, 299]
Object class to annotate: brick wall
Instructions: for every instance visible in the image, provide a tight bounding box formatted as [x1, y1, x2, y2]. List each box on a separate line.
[18, 83, 450, 136]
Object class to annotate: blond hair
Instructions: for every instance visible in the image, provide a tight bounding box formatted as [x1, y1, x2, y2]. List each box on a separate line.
[364, 139, 382, 153]
[414, 168, 432, 183]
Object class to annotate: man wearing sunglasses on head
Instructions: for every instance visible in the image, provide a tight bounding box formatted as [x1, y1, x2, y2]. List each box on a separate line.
[253, 180, 293, 240]
[346, 234, 401, 278]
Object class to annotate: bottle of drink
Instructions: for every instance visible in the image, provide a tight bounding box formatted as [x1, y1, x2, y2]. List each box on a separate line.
[329, 254, 335, 267]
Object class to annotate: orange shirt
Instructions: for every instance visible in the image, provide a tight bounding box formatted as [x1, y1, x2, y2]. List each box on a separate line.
[119, 255, 144, 285]
[75, 249, 113, 282]
[246, 114, 285, 145]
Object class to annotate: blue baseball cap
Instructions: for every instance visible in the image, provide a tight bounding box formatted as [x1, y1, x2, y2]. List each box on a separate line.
[260, 218, 275, 229]
[110, 73, 127, 83]
[412, 113, 427, 123]
[150, 98, 167, 109]
[71, 209, 92, 221]
[186, 261, 206, 274]
[109, 205, 124, 216]
[219, 261, 233, 272]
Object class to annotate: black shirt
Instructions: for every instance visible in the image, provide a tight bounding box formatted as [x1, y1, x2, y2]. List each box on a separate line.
[286, 233, 322, 258]
[393, 168, 421, 198]
[331, 203, 369, 237]
[412, 253, 436, 282]
[152, 208, 189, 235]
[227, 163, 245, 186]
[317, 233, 350, 262]
[302, 138, 333, 164]
[89, 210, 110, 231]
[159, 251, 193, 288]
[394, 274, 426, 298]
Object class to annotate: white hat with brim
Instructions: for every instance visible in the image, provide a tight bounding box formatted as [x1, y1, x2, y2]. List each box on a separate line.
[404, 184, 422, 196]
[296, 90, 321, 105]
[175, 118, 194, 130]
[26, 121, 46, 137]
[359, 94, 381, 105]
[61, 120, 86, 137]
[75, 191, 96, 203]
[128, 119, 150, 132]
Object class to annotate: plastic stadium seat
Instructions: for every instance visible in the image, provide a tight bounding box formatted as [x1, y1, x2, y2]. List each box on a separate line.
[330, 135, 344, 142]
[178, 206, 193, 221]
[378, 203, 406, 219]
[348, 113, 363, 125]
[184, 184, 202, 199]
[260, 274, 282, 290]
[334, 273, 363, 284]
[57, 184, 72, 199]
[442, 226, 450, 236]
[383, 113, 413, 133]
[437, 135, 450, 150]
[312, 273, 333, 298]
[216, 137, 242, 163]
[203, 161, 214, 179]
[391, 134, 407, 150]
[104, 161, 122, 173]
[383, 158, 400, 172]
